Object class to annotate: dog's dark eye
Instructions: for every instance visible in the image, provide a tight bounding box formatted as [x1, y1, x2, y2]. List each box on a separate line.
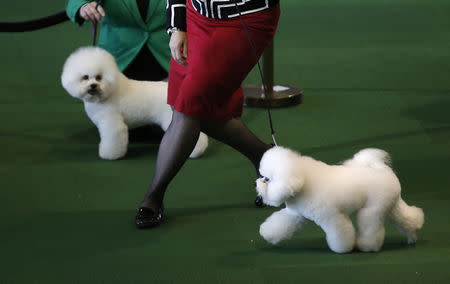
[82, 75, 89, 80]
[95, 75, 102, 81]
[263, 177, 270, 182]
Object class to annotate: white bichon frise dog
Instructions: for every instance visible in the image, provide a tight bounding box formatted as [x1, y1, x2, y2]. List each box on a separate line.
[61, 46, 208, 160]
[256, 146, 424, 253]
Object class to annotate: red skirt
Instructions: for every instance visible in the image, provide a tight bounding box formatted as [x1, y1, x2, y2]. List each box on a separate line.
[167, 1, 280, 121]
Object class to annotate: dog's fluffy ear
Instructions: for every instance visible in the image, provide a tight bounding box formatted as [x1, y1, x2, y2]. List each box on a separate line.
[61, 56, 81, 99]
[282, 174, 304, 195]
[263, 176, 303, 207]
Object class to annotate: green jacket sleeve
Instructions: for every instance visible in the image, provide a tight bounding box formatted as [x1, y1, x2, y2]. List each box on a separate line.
[66, 0, 90, 25]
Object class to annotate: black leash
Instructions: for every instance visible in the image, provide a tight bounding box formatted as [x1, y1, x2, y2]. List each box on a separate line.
[0, 11, 69, 32]
[231, 0, 278, 146]
[0, 1, 103, 45]
[92, 0, 104, 46]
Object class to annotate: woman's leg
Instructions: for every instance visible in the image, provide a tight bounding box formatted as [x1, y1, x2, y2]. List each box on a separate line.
[141, 115, 268, 209]
[137, 114, 270, 228]
[139, 110, 201, 211]
[201, 118, 271, 175]
[201, 118, 271, 207]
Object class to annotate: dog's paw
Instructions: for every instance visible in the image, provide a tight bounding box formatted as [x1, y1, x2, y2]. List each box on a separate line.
[259, 209, 303, 244]
[260, 221, 283, 244]
[99, 143, 126, 160]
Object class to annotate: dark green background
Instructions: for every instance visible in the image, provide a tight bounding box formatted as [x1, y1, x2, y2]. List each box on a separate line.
[1, 0, 449, 283]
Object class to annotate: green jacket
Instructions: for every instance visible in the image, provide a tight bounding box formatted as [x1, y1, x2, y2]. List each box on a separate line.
[66, 0, 171, 72]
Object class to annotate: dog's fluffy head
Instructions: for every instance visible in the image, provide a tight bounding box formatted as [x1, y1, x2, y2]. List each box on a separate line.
[61, 47, 120, 103]
[256, 146, 305, 206]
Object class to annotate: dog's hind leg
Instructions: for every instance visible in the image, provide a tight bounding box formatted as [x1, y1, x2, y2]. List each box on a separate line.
[387, 197, 424, 244]
[356, 207, 386, 252]
[320, 214, 355, 253]
[260, 208, 306, 245]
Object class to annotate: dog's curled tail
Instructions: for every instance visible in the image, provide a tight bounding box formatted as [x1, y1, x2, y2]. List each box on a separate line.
[343, 148, 391, 170]
[388, 197, 424, 244]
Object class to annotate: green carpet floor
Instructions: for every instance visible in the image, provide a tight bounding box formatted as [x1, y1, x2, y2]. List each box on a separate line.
[1, 0, 449, 283]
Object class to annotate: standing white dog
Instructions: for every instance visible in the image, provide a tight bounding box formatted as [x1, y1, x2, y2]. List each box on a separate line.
[256, 146, 424, 253]
[61, 47, 208, 160]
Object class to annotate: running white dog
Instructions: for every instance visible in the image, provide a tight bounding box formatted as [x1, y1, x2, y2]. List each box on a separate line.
[61, 46, 208, 160]
[256, 146, 424, 253]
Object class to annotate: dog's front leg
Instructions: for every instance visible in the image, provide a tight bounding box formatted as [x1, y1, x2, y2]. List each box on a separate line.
[96, 115, 129, 160]
[260, 208, 306, 244]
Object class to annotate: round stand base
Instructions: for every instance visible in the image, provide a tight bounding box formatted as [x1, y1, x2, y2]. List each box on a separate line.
[243, 85, 303, 108]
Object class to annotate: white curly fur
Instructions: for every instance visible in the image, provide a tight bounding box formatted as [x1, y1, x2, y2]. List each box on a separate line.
[61, 46, 208, 160]
[256, 146, 424, 253]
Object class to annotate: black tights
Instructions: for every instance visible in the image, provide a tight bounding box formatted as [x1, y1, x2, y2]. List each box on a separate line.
[140, 110, 271, 210]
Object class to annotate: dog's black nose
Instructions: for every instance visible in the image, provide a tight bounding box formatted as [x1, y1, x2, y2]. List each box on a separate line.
[254, 196, 264, 208]
[90, 84, 97, 89]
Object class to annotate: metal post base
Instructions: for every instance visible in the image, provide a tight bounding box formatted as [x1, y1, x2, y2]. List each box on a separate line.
[243, 85, 303, 108]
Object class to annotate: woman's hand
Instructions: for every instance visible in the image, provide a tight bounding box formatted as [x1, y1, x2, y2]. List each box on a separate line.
[79, 1, 106, 22]
[169, 31, 188, 66]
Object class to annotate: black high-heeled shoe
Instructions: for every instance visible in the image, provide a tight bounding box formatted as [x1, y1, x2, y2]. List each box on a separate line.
[135, 205, 164, 229]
